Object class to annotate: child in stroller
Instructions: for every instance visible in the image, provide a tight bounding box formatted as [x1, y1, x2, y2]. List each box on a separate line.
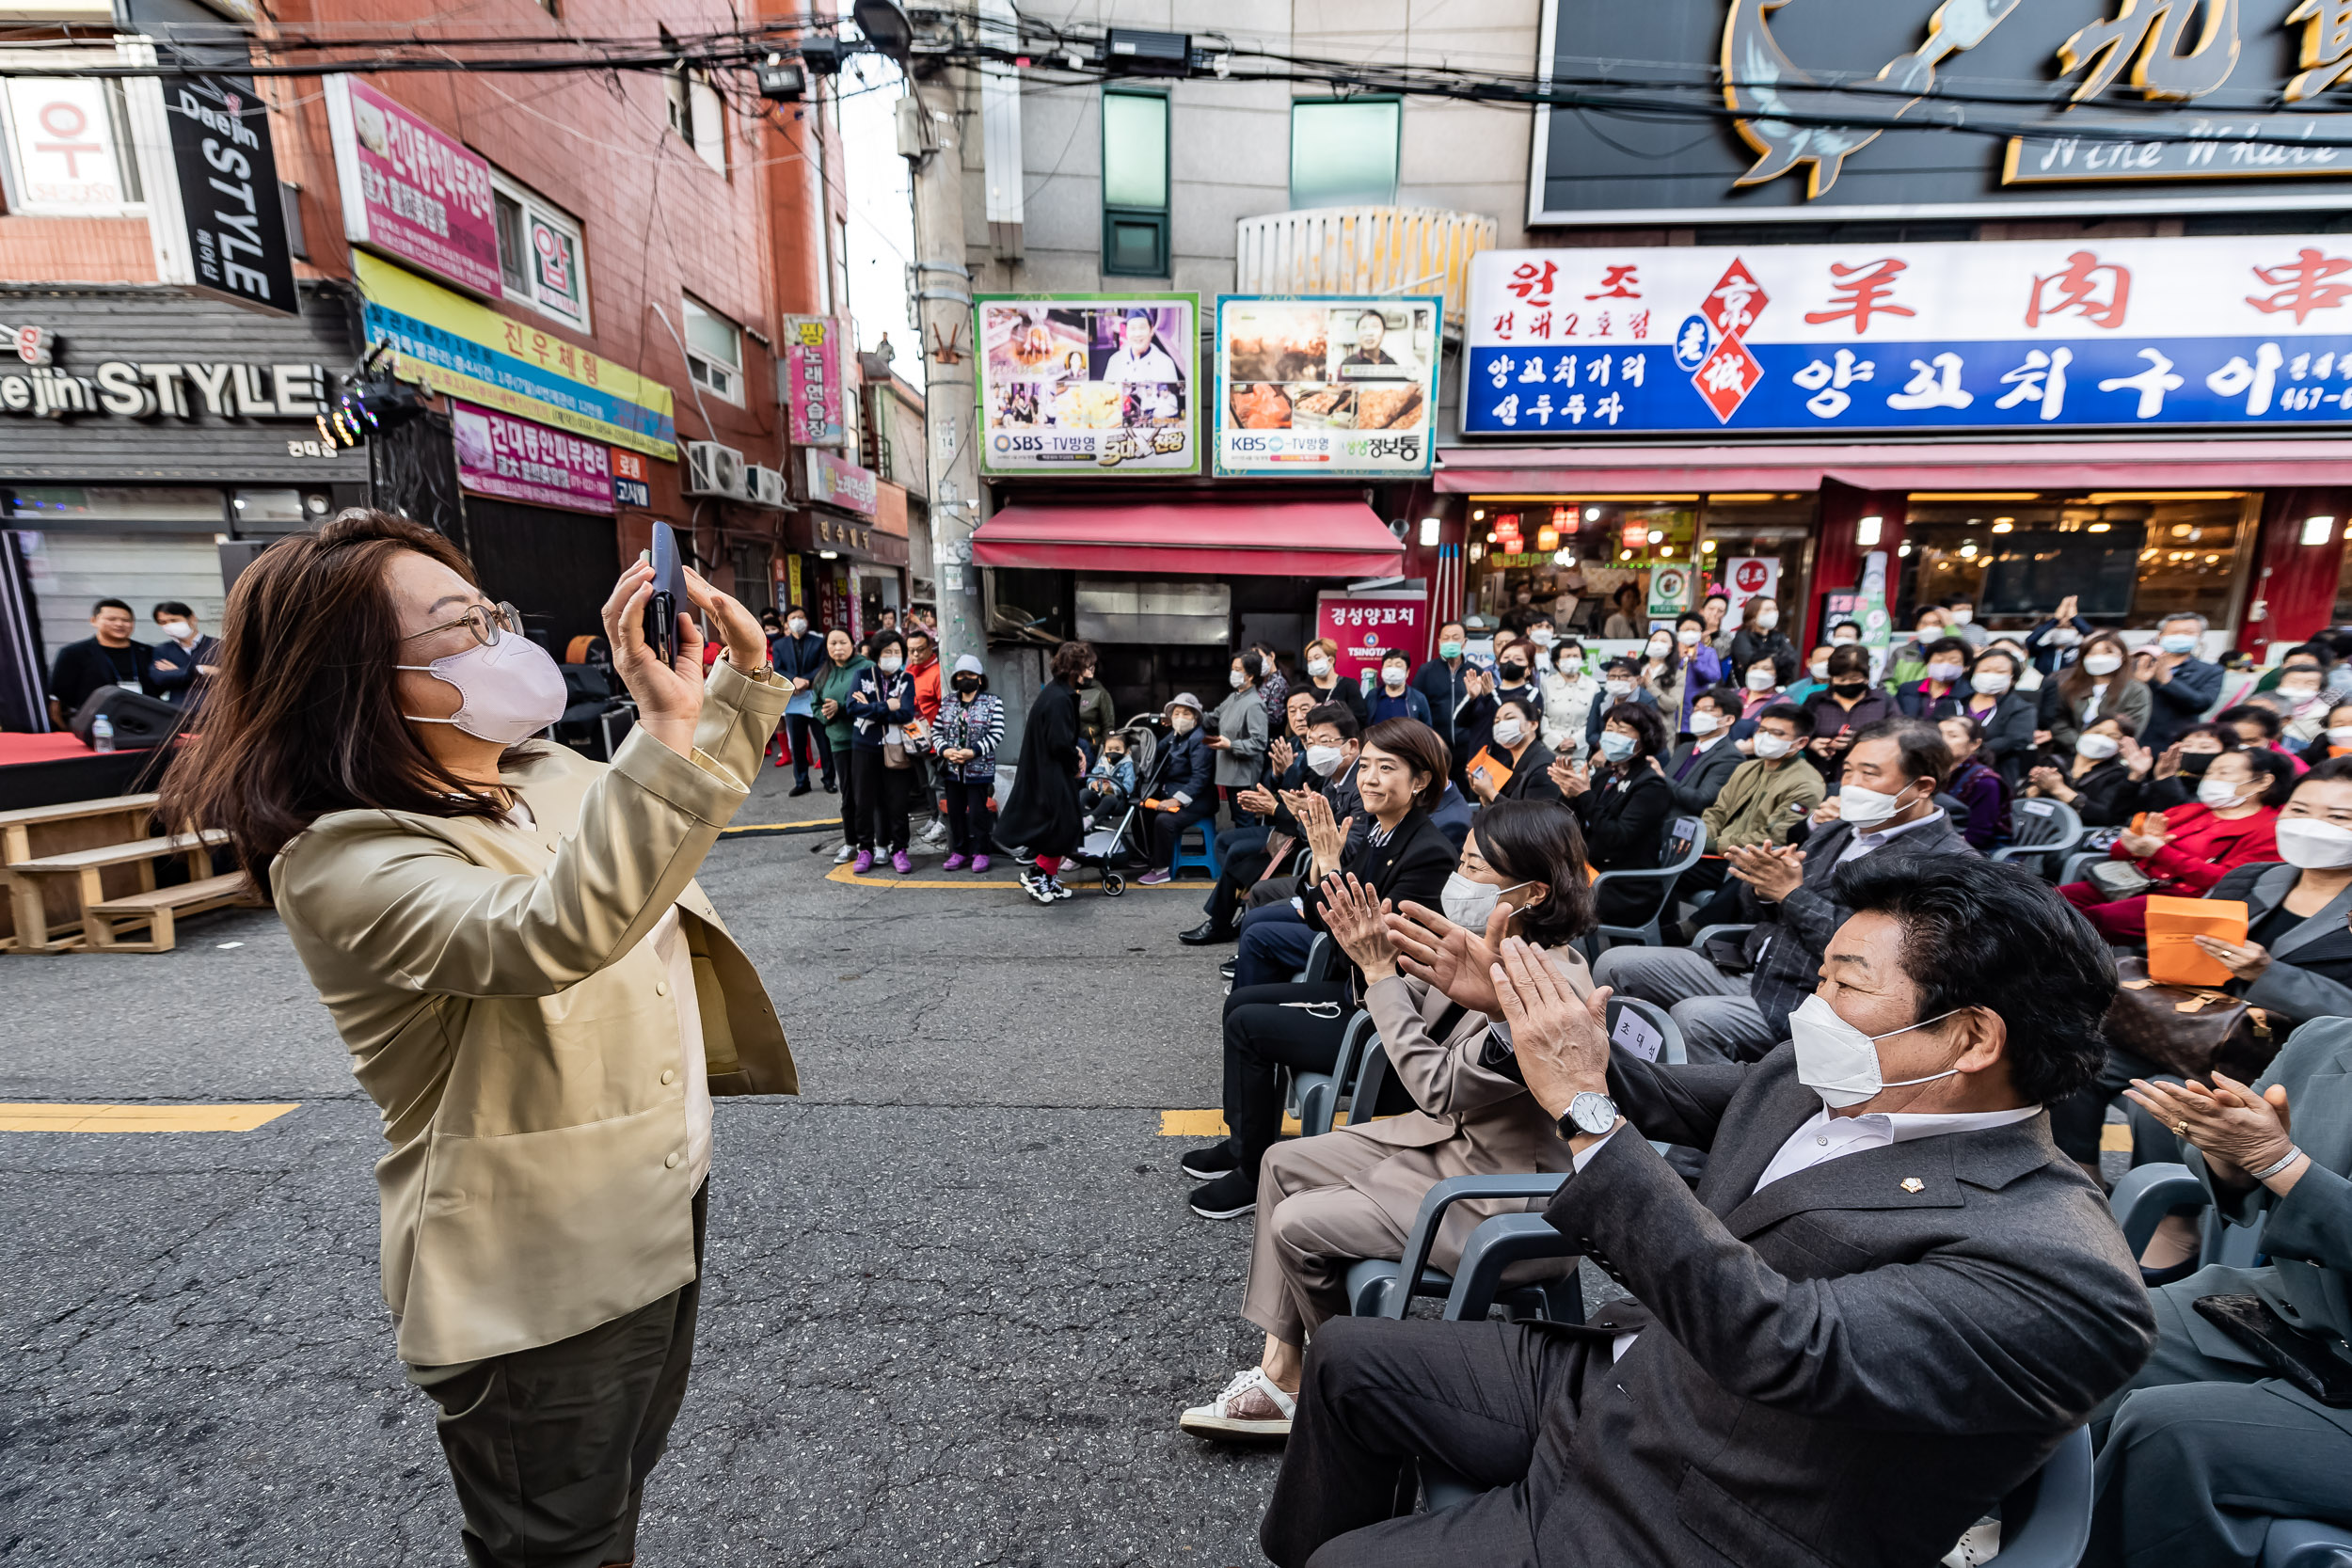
[1081, 735, 1137, 828]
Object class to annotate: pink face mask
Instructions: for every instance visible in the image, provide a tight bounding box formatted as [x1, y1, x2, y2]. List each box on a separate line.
[400, 633, 568, 745]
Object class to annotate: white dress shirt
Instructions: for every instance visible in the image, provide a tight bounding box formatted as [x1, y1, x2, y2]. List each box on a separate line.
[1833, 804, 1947, 865]
[1574, 1099, 2042, 1361]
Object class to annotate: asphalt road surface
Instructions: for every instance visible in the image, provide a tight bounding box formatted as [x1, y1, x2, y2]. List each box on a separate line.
[2, 761, 1306, 1567]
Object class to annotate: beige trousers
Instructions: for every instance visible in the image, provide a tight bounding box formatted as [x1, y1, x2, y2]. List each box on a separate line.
[1240, 1132, 1410, 1346]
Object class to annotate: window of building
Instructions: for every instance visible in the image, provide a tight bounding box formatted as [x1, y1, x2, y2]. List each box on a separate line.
[1899, 492, 2257, 632]
[682, 295, 743, 404]
[665, 67, 727, 177]
[1100, 87, 1168, 277]
[1290, 98, 1401, 210]
[0, 75, 144, 215]
[491, 175, 591, 330]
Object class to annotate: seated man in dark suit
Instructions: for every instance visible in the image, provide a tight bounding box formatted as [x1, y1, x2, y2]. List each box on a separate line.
[1183, 695, 1355, 945]
[1596, 716, 1976, 1063]
[1269, 856, 2154, 1568]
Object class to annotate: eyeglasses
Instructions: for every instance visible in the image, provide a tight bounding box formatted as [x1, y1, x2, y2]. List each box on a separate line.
[404, 601, 523, 647]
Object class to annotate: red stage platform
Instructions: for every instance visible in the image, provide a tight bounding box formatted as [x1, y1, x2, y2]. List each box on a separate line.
[0, 733, 170, 810]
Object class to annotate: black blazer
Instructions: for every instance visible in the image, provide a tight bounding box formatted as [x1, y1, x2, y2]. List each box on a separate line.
[1490, 738, 1563, 805]
[1956, 690, 2039, 784]
[2208, 862, 2352, 1024]
[1661, 736, 1742, 815]
[1302, 807, 1456, 947]
[2033, 753, 2143, 828]
[1571, 762, 1676, 874]
[1523, 1047, 2155, 1568]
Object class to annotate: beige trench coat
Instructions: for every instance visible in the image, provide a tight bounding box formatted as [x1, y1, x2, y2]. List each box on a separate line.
[1344, 953, 1594, 1259]
[272, 659, 796, 1366]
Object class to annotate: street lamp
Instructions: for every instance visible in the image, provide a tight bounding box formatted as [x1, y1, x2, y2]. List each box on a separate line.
[852, 0, 914, 61]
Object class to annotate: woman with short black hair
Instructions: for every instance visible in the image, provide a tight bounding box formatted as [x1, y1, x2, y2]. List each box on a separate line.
[1554, 700, 1676, 927]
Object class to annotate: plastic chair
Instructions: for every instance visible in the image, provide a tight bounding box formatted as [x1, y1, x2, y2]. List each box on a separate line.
[2265, 1519, 2352, 1568]
[1293, 931, 1341, 984]
[1979, 1426, 2095, 1566]
[1345, 1173, 1579, 1323]
[1295, 1009, 1377, 1139]
[1991, 798, 2085, 879]
[1168, 819, 1222, 880]
[1589, 816, 1708, 952]
[2108, 1161, 2268, 1283]
[2059, 848, 2107, 887]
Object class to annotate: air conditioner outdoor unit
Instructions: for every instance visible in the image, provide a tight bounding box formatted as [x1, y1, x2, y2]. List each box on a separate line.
[744, 464, 787, 508]
[683, 441, 747, 498]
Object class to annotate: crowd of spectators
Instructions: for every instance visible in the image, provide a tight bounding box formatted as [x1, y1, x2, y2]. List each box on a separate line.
[1117, 599, 2352, 1568]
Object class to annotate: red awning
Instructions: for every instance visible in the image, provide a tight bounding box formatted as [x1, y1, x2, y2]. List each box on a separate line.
[971, 499, 1406, 577]
[1433, 438, 2352, 495]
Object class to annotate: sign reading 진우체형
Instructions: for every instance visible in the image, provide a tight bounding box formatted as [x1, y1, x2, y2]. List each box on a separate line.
[1214, 295, 1441, 478]
[1462, 233, 2352, 437]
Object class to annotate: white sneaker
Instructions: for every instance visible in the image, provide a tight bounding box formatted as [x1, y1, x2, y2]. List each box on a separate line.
[834, 842, 857, 863]
[1179, 1368, 1295, 1440]
[1019, 870, 1057, 906]
[1048, 877, 1074, 900]
[922, 820, 949, 846]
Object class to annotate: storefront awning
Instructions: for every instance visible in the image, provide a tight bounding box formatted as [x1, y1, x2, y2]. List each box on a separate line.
[971, 500, 1406, 577]
[1433, 439, 2352, 496]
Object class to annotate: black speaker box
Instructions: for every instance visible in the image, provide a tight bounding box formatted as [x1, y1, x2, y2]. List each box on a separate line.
[69, 687, 183, 751]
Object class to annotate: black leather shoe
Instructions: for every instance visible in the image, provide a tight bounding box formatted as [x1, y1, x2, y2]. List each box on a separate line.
[1178, 920, 1237, 946]
[788, 782, 813, 798]
[1218, 958, 1237, 981]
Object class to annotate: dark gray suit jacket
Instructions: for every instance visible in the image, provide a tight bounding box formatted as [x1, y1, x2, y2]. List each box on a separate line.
[1533, 1047, 2155, 1568]
[2207, 862, 2352, 1027]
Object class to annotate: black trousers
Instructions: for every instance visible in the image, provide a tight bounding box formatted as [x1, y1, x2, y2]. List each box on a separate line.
[1263, 1315, 1578, 1568]
[1152, 795, 1223, 873]
[409, 1183, 707, 1568]
[783, 711, 832, 786]
[849, 747, 913, 852]
[1221, 980, 1353, 1178]
[2050, 1045, 2164, 1164]
[1200, 829, 1278, 929]
[836, 736, 862, 844]
[942, 775, 996, 857]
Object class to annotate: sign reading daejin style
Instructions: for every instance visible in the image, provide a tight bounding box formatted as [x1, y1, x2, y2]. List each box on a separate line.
[1531, 0, 2352, 224]
[161, 74, 299, 316]
[1462, 234, 2352, 436]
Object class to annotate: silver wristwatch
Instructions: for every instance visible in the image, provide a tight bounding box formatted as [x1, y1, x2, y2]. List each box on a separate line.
[1563, 1090, 1619, 1137]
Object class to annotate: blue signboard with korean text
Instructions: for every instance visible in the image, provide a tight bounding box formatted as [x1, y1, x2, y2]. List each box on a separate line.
[1461, 236, 2352, 437]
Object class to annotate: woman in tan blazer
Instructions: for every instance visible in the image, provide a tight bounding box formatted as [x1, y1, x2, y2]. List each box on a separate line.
[163, 511, 794, 1567]
[1179, 800, 1597, 1439]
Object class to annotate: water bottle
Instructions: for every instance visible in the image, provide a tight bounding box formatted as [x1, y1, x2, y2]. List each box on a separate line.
[91, 714, 114, 752]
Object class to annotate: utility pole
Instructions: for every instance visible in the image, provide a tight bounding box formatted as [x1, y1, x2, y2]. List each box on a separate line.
[900, 19, 983, 673]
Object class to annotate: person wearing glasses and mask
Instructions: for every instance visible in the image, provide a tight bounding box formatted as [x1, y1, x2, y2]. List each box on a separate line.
[1660, 686, 1746, 815]
[163, 512, 795, 1568]
[1596, 719, 1973, 1065]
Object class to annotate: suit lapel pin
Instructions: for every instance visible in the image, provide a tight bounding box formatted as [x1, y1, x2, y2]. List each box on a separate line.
[1900, 1177, 1925, 1194]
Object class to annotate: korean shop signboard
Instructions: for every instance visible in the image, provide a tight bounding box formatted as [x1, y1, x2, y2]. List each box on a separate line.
[1214, 296, 1442, 478]
[1529, 0, 2352, 225]
[974, 293, 1199, 476]
[783, 314, 850, 447]
[324, 76, 502, 298]
[1315, 590, 1426, 687]
[1461, 235, 2352, 438]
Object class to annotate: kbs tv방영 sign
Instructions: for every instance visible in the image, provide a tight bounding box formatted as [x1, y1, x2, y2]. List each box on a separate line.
[1463, 235, 2352, 437]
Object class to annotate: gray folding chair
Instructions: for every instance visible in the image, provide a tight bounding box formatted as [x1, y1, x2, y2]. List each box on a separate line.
[1590, 815, 1708, 953]
[1294, 1009, 1377, 1140]
[1294, 931, 1339, 983]
[1990, 797, 2085, 879]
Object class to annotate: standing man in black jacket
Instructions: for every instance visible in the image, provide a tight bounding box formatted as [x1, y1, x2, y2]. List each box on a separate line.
[1408, 619, 1474, 773]
[45, 597, 151, 729]
[2136, 610, 2226, 752]
[1596, 718, 1976, 1063]
[1270, 856, 2153, 1568]
[767, 604, 834, 794]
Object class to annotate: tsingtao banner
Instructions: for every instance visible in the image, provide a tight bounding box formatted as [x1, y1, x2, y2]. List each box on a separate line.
[1214, 296, 1440, 478]
[974, 294, 1199, 476]
[1462, 235, 2352, 437]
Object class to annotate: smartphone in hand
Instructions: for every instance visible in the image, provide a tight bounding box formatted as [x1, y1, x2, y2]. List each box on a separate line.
[646, 522, 682, 664]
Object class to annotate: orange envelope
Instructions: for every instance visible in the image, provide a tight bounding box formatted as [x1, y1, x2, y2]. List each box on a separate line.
[2144, 895, 2248, 988]
[1467, 747, 1515, 797]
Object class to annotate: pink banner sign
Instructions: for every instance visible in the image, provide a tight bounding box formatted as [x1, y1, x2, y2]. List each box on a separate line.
[783, 314, 849, 447]
[805, 448, 877, 516]
[451, 400, 614, 515]
[327, 76, 501, 298]
[1315, 591, 1427, 686]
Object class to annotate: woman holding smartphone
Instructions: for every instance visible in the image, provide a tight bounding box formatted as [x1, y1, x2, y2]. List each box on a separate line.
[164, 511, 796, 1568]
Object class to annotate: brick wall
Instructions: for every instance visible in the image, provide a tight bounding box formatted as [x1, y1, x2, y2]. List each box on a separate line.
[0, 215, 157, 283]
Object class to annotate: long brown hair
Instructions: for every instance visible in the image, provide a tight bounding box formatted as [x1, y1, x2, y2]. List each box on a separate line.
[2058, 629, 2144, 710]
[162, 510, 525, 882]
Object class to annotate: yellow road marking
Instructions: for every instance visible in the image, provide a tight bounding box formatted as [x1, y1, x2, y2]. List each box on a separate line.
[1160, 1110, 1305, 1136]
[0, 1102, 299, 1132]
[721, 817, 839, 835]
[824, 863, 1200, 890]
[2100, 1123, 2135, 1152]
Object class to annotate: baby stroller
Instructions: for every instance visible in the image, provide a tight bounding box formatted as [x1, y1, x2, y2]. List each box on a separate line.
[1066, 718, 1166, 895]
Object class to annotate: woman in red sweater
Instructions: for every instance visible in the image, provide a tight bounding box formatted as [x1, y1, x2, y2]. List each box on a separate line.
[2059, 746, 2296, 942]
